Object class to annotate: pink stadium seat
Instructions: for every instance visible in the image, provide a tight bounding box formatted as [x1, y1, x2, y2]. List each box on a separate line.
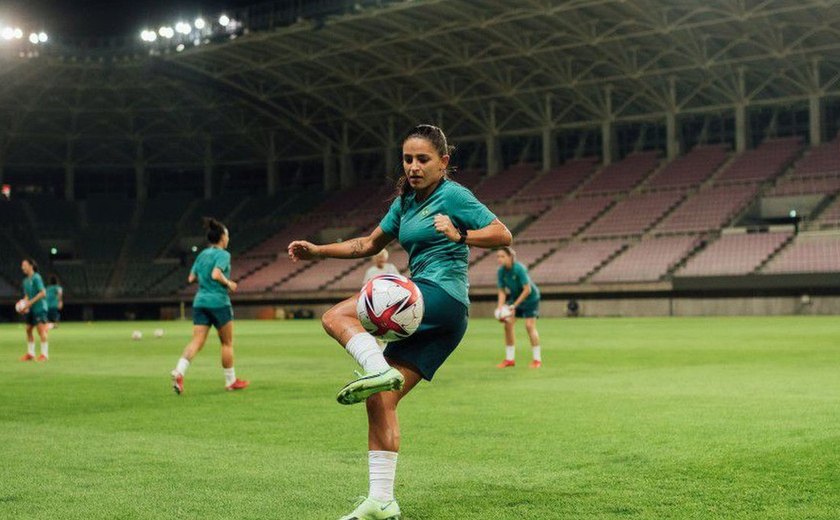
[814, 197, 840, 226]
[275, 258, 366, 292]
[645, 144, 729, 188]
[789, 136, 840, 178]
[529, 240, 626, 284]
[582, 191, 685, 238]
[678, 231, 792, 276]
[768, 176, 840, 197]
[654, 184, 759, 234]
[516, 195, 614, 241]
[714, 137, 802, 184]
[580, 151, 660, 194]
[468, 242, 556, 287]
[762, 233, 840, 274]
[471, 163, 539, 202]
[516, 157, 600, 200]
[591, 235, 699, 282]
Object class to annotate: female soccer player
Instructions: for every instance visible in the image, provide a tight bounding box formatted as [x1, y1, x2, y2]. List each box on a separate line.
[46, 274, 63, 329]
[170, 218, 248, 394]
[494, 246, 542, 369]
[288, 124, 511, 520]
[18, 258, 49, 361]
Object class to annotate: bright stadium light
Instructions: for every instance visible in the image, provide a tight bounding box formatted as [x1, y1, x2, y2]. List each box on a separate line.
[219, 14, 230, 27]
[176, 43, 185, 52]
[175, 21, 191, 35]
[1, 27, 13, 40]
[159, 26, 174, 39]
[194, 17, 206, 30]
[13, 27, 22, 39]
[38, 32, 48, 43]
[29, 32, 38, 44]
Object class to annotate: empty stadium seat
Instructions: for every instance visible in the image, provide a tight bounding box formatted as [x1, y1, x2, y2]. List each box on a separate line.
[677, 231, 792, 277]
[761, 232, 840, 274]
[591, 235, 700, 282]
[644, 144, 729, 189]
[529, 240, 626, 284]
[582, 190, 685, 238]
[580, 151, 660, 194]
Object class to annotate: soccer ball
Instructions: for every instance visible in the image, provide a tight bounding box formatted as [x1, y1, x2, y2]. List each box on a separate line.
[153, 328, 164, 338]
[131, 330, 143, 341]
[494, 305, 514, 321]
[357, 274, 424, 342]
[14, 299, 26, 313]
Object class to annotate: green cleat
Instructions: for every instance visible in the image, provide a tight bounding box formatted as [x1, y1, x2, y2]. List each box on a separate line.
[338, 496, 401, 520]
[336, 367, 404, 405]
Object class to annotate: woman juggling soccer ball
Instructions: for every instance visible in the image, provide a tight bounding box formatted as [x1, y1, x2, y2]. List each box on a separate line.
[170, 218, 249, 394]
[494, 246, 543, 369]
[288, 124, 511, 520]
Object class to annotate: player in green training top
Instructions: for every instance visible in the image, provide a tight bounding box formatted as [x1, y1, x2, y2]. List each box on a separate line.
[288, 124, 512, 520]
[495, 246, 543, 369]
[170, 218, 248, 394]
[45, 274, 64, 329]
[18, 258, 50, 361]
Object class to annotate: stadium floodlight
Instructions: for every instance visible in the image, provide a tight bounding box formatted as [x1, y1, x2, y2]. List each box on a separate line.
[176, 43, 185, 52]
[38, 32, 47, 43]
[789, 209, 797, 218]
[159, 26, 174, 39]
[219, 14, 231, 27]
[1, 27, 13, 40]
[140, 30, 157, 42]
[13, 27, 22, 39]
[194, 17, 206, 30]
[29, 33, 38, 44]
[175, 22, 191, 35]
[50, 247, 57, 255]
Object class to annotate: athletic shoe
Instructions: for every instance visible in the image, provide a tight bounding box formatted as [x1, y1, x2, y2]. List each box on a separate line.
[338, 496, 401, 520]
[529, 360, 542, 369]
[336, 367, 404, 406]
[171, 370, 184, 395]
[496, 359, 515, 368]
[20, 353, 35, 362]
[226, 379, 249, 391]
[36, 354, 48, 362]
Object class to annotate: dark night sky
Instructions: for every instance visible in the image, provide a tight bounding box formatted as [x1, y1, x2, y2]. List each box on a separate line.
[0, 0, 258, 40]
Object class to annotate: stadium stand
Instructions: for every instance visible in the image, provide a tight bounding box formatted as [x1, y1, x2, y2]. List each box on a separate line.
[761, 232, 840, 274]
[591, 235, 700, 283]
[469, 242, 556, 287]
[677, 231, 793, 277]
[713, 137, 803, 184]
[327, 247, 410, 292]
[580, 151, 660, 194]
[515, 158, 600, 200]
[767, 176, 840, 197]
[472, 163, 539, 202]
[813, 197, 840, 227]
[644, 144, 729, 189]
[654, 184, 759, 234]
[516, 195, 614, 242]
[788, 135, 840, 178]
[582, 190, 685, 238]
[529, 240, 627, 285]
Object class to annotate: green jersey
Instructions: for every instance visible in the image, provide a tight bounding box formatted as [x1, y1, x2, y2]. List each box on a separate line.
[498, 261, 540, 305]
[46, 284, 63, 309]
[379, 179, 496, 307]
[23, 273, 48, 313]
[191, 247, 232, 308]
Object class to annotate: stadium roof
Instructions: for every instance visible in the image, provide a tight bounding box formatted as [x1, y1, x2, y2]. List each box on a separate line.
[2, 0, 840, 170]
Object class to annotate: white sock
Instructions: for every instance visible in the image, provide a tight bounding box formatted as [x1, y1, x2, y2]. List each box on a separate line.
[40, 342, 49, 358]
[369, 450, 398, 502]
[27, 342, 35, 356]
[175, 357, 190, 376]
[224, 368, 236, 386]
[346, 333, 390, 374]
[505, 345, 515, 361]
[532, 345, 542, 362]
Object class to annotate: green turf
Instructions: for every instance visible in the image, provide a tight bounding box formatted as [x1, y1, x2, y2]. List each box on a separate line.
[1, 317, 838, 519]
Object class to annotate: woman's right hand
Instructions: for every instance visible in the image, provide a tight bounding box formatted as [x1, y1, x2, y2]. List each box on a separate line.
[288, 240, 321, 262]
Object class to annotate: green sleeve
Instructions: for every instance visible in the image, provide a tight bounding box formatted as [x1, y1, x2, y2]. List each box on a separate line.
[451, 185, 496, 231]
[497, 267, 505, 289]
[34, 275, 45, 292]
[379, 198, 402, 237]
[515, 263, 532, 285]
[213, 251, 231, 271]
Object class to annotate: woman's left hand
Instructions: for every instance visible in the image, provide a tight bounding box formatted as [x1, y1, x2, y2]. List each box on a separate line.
[434, 214, 460, 242]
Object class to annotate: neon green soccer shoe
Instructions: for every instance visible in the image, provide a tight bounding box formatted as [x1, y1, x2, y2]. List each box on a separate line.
[336, 367, 405, 405]
[338, 497, 401, 520]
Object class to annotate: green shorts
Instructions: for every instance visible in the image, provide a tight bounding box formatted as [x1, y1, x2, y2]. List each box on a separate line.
[508, 300, 540, 319]
[193, 306, 233, 329]
[383, 279, 468, 381]
[47, 308, 61, 323]
[26, 310, 49, 326]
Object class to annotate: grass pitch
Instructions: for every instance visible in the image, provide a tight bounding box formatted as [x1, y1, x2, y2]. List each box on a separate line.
[1, 316, 839, 519]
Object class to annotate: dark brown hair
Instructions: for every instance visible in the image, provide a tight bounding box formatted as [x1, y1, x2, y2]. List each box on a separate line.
[48, 274, 60, 285]
[23, 257, 39, 272]
[203, 217, 227, 244]
[498, 246, 516, 259]
[395, 124, 455, 201]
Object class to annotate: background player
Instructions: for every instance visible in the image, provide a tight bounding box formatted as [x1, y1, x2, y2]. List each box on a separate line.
[18, 258, 50, 361]
[495, 246, 542, 368]
[46, 274, 63, 329]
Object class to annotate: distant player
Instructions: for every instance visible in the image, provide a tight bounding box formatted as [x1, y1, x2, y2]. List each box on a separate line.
[495, 246, 542, 368]
[288, 124, 511, 520]
[170, 218, 248, 394]
[18, 258, 50, 361]
[46, 274, 63, 329]
[363, 248, 400, 283]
